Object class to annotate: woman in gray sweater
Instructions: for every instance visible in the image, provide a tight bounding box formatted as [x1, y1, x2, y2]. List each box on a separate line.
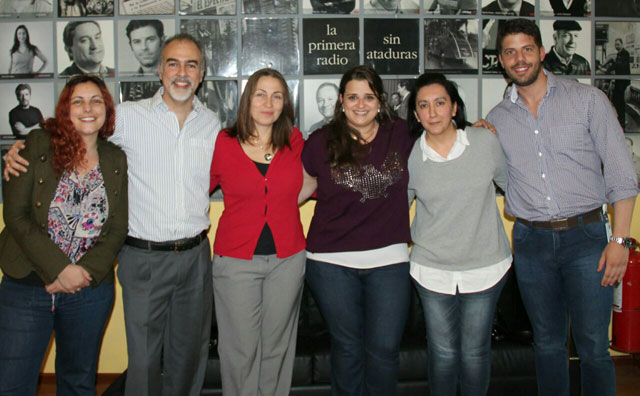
[407, 73, 511, 396]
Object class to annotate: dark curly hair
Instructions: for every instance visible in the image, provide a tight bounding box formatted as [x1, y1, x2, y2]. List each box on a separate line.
[42, 75, 116, 175]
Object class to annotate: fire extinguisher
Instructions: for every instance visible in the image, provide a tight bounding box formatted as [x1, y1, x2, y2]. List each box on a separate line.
[611, 238, 640, 353]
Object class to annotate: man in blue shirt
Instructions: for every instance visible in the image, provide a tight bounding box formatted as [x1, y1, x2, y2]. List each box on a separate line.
[487, 18, 638, 396]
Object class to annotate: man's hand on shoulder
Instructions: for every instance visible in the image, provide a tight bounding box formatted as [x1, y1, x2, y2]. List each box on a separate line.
[472, 119, 497, 134]
[3, 140, 29, 181]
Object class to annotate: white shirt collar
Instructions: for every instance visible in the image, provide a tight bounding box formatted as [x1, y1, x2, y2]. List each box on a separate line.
[498, 0, 521, 13]
[420, 128, 469, 162]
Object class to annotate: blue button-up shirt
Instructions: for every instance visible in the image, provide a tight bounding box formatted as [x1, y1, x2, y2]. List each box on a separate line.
[486, 71, 638, 221]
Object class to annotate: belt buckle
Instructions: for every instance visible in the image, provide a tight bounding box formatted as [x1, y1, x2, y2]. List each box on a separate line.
[550, 218, 569, 231]
[174, 241, 183, 253]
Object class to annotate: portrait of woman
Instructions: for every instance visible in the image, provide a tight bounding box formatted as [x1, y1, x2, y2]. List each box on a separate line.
[0, 74, 128, 395]
[8, 25, 48, 75]
[209, 68, 306, 396]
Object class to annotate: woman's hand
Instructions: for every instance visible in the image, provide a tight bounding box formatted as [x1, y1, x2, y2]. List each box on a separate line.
[46, 279, 70, 294]
[56, 265, 92, 293]
[3, 140, 29, 181]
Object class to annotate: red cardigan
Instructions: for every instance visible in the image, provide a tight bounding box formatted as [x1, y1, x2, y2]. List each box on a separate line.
[209, 128, 306, 259]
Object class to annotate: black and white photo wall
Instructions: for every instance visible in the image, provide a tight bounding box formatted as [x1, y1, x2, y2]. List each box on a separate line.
[0, 0, 639, 146]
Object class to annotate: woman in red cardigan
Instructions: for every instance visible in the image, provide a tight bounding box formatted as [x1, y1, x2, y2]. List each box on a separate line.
[209, 68, 306, 396]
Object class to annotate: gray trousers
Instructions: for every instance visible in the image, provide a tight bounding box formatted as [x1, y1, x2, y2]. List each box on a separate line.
[213, 250, 306, 396]
[117, 240, 213, 396]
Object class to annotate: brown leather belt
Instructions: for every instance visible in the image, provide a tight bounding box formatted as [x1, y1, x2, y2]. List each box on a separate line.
[125, 230, 208, 253]
[516, 208, 604, 231]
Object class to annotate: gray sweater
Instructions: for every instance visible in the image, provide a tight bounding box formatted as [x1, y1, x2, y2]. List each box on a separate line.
[408, 127, 511, 271]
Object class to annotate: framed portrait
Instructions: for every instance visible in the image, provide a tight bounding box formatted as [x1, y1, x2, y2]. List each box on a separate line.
[424, 0, 477, 15]
[302, 0, 359, 14]
[243, 0, 297, 14]
[0, 21, 54, 79]
[118, 19, 174, 77]
[58, 0, 114, 17]
[303, 78, 339, 139]
[241, 18, 299, 76]
[481, 0, 534, 16]
[595, 22, 640, 75]
[382, 78, 415, 121]
[424, 19, 479, 74]
[595, 0, 640, 18]
[595, 78, 640, 133]
[119, 0, 174, 15]
[195, 80, 238, 129]
[56, 20, 115, 78]
[623, 132, 640, 186]
[539, 0, 590, 16]
[0, 81, 54, 138]
[482, 18, 505, 74]
[120, 80, 162, 103]
[181, 19, 238, 78]
[540, 19, 592, 76]
[0, 0, 52, 17]
[362, 0, 419, 14]
[179, 0, 235, 15]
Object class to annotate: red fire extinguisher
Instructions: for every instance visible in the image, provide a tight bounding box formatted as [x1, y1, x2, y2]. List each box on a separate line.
[611, 238, 640, 353]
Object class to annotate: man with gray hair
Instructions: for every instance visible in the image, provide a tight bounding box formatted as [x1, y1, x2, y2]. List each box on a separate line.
[5, 33, 220, 396]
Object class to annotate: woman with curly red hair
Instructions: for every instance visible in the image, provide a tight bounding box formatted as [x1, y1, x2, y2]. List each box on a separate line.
[0, 74, 128, 396]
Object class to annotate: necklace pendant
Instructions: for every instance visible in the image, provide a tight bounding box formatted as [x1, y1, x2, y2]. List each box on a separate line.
[264, 152, 273, 162]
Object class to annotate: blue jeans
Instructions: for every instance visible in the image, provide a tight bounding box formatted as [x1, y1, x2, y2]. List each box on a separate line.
[305, 259, 410, 396]
[414, 274, 507, 396]
[513, 219, 615, 396]
[0, 278, 114, 396]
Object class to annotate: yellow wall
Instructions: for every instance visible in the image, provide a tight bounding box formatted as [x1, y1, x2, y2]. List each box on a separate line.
[0, 197, 637, 373]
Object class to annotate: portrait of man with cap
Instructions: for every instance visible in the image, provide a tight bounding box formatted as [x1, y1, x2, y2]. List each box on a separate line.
[543, 20, 591, 75]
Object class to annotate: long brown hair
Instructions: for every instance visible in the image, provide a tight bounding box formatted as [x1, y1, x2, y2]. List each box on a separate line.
[226, 68, 294, 150]
[42, 75, 116, 175]
[326, 65, 394, 168]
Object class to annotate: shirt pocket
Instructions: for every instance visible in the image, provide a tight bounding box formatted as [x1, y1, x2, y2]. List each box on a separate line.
[188, 138, 215, 179]
[548, 124, 586, 166]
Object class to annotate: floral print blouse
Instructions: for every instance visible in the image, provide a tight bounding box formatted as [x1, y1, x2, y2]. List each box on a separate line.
[47, 165, 108, 264]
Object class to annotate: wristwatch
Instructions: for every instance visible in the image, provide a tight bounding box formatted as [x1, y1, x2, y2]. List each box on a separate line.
[610, 236, 634, 248]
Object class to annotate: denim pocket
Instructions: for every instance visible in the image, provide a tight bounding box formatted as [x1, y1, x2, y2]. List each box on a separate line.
[581, 220, 607, 242]
[513, 220, 532, 244]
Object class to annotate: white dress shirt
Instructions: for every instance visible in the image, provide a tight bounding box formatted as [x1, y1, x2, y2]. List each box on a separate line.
[410, 129, 511, 295]
[112, 88, 221, 242]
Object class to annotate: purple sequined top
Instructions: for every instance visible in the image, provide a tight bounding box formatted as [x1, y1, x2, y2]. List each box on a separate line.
[302, 118, 416, 253]
[47, 165, 108, 264]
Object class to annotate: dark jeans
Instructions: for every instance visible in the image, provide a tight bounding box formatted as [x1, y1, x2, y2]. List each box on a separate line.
[305, 259, 410, 396]
[0, 278, 114, 396]
[414, 274, 507, 396]
[513, 219, 616, 396]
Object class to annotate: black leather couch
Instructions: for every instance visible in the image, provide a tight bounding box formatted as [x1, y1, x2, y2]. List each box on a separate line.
[104, 268, 582, 396]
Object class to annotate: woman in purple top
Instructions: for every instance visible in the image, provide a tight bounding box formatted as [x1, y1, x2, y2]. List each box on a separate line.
[299, 65, 416, 395]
